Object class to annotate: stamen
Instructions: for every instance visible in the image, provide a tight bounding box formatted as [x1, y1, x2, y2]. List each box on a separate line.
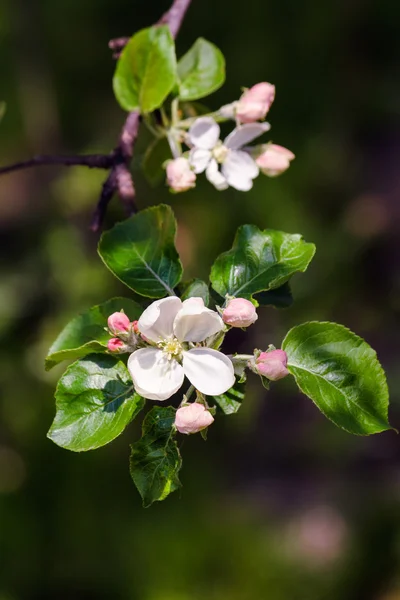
[157, 335, 183, 361]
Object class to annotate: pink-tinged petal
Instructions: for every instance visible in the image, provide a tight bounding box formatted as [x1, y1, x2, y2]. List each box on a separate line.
[175, 403, 214, 434]
[205, 159, 228, 190]
[221, 151, 259, 191]
[188, 117, 220, 150]
[224, 123, 271, 150]
[166, 157, 196, 192]
[236, 82, 276, 123]
[256, 144, 295, 177]
[107, 311, 131, 334]
[183, 348, 235, 395]
[128, 347, 184, 401]
[107, 338, 126, 352]
[137, 297, 182, 343]
[189, 148, 212, 173]
[174, 299, 224, 343]
[255, 349, 289, 381]
[222, 298, 258, 328]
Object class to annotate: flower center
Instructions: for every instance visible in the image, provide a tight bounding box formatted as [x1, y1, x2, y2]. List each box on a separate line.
[212, 142, 229, 164]
[157, 335, 183, 361]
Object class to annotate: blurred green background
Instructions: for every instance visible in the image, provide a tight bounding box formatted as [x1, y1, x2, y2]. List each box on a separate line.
[1, 0, 400, 598]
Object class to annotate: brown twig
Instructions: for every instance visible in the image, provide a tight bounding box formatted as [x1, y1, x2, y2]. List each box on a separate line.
[0, 0, 193, 231]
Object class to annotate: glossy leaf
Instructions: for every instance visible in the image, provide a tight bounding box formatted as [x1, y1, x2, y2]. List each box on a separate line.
[98, 205, 183, 298]
[130, 406, 181, 507]
[213, 380, 245, 415]
[282, 321, 391, 435]
[178, 38, 225, 101]
[178, 279, 210, 305]
[45, 297, 142, 370]
[48, 355, 145, 452]
[113, 26, 177, 113]
[210, 225, 315, 300]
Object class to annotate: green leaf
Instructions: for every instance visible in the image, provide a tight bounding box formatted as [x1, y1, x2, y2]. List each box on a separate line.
[98, 205, 183, 298]
[113, 25, 177, 113]
[213, 380, 245, 415]
[254, 282, 293, 309]
[142, 137, 171, 187]
[130, 406, 182, 507]
[282, 321, 391, 435]
[45, 297, 142, 370]
[48, 355, 145, 452]
[178, 37, 225, 101]
[210, 225, 315, 300]
[178, 279, 210, 305]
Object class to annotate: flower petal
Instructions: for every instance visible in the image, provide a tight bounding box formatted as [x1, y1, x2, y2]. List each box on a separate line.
[128, 347, 184, 401]
[188, 117, 220, 150]
[174, 299, 224, 342]
[206, 159, 229, 191]
[183, 348, 235, 395]
[189, 148, 212, 173]
[224, 123, 271, 150]
[137, 297, 182, 343]
[222, 151, 259, 191]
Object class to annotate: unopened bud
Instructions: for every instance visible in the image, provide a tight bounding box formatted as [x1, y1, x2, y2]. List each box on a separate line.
[166, 157, 196, 192]
[255, 349, 289, 381]
[131, 320, 139, 334]
[175, 403, 214, 435]
[222, 298, 258, 328]
[107, 338, 126, 352]
[256, 144, 295, 177]
[236, 82, 275, 123]
[108, 311, 130, 334]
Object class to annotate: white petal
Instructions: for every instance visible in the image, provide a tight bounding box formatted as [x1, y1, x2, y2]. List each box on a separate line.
[128, 348, 184, 401]
[174, 299, 224, 342]
[137, 297, 182, 343]
[205, 159, 229, 191]
[224, 123, 271, 150]
[188, 117, 220, 150]
[222, 151, 259, 191]
[189, 148, 212, 173]
[183, 348, 235, 396]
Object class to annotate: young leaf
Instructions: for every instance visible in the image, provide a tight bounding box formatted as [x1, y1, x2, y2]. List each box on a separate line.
[210, 225, 315, 300]
[98, 205, 183, 298]
[178, 279, 210, 305]
[48, 355, 145, 452]
[282, 321, 391, 435]
[213, 380, 245, 415]
[113, 25, 177, 113]
[45, 297, 142, 371]
[178, 38, 225, 101]
[130, 406, 182, 507]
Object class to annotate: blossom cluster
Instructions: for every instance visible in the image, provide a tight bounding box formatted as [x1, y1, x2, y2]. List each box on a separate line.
[106, 296, 289, 435]
[165, 82, 295, 193]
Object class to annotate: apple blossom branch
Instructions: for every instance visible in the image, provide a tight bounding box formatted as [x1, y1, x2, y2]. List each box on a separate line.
[0, 0, 193, 231]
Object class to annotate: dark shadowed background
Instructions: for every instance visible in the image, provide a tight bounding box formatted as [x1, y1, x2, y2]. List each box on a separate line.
[0, 0, 399, 598]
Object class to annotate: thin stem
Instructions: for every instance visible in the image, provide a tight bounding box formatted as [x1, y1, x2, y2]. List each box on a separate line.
[0, 153, 114, 176]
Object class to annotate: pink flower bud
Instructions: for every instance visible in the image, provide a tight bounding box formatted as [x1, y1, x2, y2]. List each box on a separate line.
[256, 144, 295, 177]
[236, 82, 276, 123]
[175, 403, 214, 435]
[131, 320, 139, 334]
[108, 311, 130, 334]
[107, 338, 125, 352]
[222, 298, 258, 328]
[256, 349, 289, 381]
[166, 157, 196, 192]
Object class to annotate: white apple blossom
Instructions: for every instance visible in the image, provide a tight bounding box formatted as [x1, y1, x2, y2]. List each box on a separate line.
[187, 117, 270, 192]
[127, 296, 235, 401]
